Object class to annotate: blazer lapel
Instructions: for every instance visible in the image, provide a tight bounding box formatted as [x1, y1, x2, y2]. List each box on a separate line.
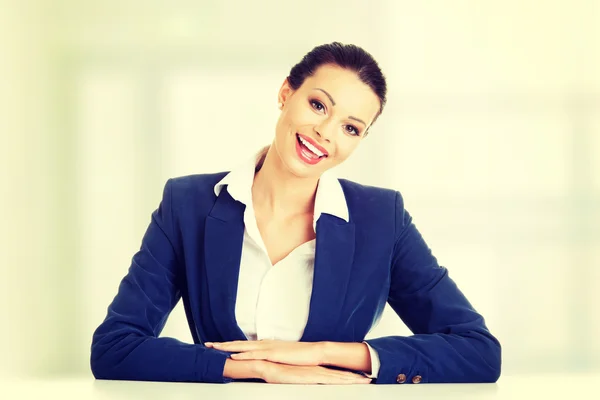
[204, 187, 248, 341]
[301, 213, 356, 342]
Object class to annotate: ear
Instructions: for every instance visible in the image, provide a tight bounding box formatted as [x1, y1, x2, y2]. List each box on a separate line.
[277, 78, 294, 108]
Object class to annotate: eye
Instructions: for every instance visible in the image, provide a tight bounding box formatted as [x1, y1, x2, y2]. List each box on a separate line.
[345, 125, 360, 136]
[310, 99, 325, 113]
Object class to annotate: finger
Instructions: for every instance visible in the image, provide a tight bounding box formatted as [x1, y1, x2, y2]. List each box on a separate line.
[211, 341, 263, 351]
[331, 372, 369, 382]
[317, 375, 371, 385]
[323, 375, 372, 385]
[323, 370, 372, 384]
[230, 351, 268, 361]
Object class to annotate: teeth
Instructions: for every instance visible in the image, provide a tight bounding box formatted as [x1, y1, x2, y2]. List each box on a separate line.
[298, 136, 325, 157]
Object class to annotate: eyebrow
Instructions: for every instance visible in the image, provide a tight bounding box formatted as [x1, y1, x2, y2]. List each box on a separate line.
[314, 88, 367, 127]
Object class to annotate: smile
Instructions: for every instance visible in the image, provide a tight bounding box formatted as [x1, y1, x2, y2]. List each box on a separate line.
[296, 133, 327, 165]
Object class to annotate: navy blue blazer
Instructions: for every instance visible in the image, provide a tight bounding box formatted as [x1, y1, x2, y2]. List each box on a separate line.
[90, 172, 501, 384]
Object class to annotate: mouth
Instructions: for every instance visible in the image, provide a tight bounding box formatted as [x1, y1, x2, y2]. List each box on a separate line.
[295, 133, 328, 165]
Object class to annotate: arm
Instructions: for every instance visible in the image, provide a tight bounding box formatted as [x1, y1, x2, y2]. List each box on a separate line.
[363, 191, 501, 384]
[90, 179, 230, 383]
[320, 342, 373, 375]
[223, 359, 267, 380]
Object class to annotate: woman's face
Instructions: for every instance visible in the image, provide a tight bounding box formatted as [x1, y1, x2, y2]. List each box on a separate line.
[273, 64, 381, 179]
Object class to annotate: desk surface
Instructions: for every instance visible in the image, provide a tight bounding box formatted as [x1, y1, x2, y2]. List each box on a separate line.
[2, 374, 599, 399]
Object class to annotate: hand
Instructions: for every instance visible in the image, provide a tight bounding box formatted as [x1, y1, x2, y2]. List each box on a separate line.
[206, 340, 325, 366]
[259, 362, 372, 385]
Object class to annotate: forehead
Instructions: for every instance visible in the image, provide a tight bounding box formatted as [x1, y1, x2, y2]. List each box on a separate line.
[300, 64, 380, 124]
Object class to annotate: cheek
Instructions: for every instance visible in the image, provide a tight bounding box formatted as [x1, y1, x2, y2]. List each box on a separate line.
[333, 142, 359, 162]
[287, 103, 320, 126]
[276, 111, 294, 135]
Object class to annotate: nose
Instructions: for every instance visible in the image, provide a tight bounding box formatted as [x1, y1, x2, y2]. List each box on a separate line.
[314, 120, 334, 143]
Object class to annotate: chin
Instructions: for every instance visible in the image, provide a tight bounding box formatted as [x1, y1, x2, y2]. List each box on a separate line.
[289, 159, 323, 178]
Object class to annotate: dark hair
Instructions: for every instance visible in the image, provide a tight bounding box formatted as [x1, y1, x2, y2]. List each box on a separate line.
[287, 42, 387, 131]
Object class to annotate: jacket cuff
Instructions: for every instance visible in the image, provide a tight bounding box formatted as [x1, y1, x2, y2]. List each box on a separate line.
[364, 337, 428, 384]
[198, 348, 233, 383]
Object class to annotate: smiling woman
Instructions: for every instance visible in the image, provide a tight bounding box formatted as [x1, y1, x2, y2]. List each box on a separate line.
[90, 42, 501, 385]
[272, 64, 380, 175]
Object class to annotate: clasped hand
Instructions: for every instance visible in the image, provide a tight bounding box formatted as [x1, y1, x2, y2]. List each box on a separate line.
[206, 340, 371, 384]
[206, 339, 324, 365]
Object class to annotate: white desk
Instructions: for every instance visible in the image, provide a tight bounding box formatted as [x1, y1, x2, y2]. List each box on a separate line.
[2, 374, 599, 399]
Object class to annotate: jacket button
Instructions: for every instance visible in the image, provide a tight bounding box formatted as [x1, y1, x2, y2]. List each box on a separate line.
[396, 373, 407, 384]
[412, 375, 422, 384]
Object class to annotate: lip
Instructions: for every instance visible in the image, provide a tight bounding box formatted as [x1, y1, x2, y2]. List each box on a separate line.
[295, 134, 326, 165]
[296, 133, 329, 157]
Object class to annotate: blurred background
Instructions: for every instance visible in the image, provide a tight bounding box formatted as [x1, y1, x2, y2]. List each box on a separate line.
[1, 0, 598, 380]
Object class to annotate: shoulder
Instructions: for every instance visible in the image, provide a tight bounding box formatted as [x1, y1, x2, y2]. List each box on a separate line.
[338, 178, 409, 236]
[162, 171, 229, 209]
[168, 171, 228, 193]
[338, 177, 404, 209]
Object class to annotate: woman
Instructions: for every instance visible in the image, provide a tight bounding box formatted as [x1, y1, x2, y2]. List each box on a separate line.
[90, 42, 501, 385]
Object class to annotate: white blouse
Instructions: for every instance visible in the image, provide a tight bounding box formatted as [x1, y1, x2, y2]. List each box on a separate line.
[214, 151, 380, 378]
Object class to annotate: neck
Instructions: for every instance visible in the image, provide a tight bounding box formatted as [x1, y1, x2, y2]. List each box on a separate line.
[251, 143, 319, 220]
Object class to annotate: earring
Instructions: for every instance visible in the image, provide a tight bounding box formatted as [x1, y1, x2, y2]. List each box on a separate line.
[278, 102, 283, 109]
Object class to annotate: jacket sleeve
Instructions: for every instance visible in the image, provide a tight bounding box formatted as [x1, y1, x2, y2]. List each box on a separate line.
[90, 179, 232, 383]
[364, 191, 501, 384]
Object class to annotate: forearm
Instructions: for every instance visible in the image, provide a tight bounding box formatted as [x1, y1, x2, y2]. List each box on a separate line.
[364, 331, 501, 383]
[91, 335, 229, 383]
[320, 342, 372, 374]
[223, 359, 268, 380]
